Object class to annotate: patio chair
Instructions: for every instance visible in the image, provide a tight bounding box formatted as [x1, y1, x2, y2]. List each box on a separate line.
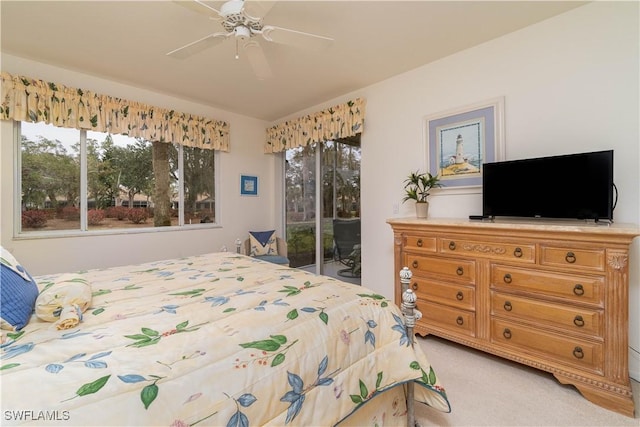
[332, 218, 361, 278]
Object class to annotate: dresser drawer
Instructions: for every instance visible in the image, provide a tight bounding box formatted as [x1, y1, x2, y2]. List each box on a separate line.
[491, 318, 603, 374]
[417, 300, 476, 338]
[491, 265, 604, 306]
[411, 277, 475, 311]
[440, 238, 535, 263]
[540, 246, 605, 272]
[404, 235, 437, 252]
[491, 291, 603, 338]
[404, 254, 475, 284]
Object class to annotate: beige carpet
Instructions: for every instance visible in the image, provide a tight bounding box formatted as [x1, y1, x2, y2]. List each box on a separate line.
[415, 336, 640, 426]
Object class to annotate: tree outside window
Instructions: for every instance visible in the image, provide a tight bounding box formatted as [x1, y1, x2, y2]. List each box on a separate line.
[18, 121, 216, 233]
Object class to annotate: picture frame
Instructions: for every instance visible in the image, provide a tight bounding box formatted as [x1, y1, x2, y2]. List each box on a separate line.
[425, 97, 505, 194]
[240, 174, 258, 196]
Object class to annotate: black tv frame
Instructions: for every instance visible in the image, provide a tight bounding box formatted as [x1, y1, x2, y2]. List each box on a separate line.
[481, 150, 614, 223]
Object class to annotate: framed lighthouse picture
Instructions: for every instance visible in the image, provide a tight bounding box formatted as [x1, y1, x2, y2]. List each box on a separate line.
[424, 97, 505, 193]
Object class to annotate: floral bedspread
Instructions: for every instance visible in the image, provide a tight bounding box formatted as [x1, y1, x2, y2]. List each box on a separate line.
[1, 252, 449, 426]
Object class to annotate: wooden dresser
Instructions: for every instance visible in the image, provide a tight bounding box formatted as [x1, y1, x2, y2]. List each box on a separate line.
[387, 218, 639, 417]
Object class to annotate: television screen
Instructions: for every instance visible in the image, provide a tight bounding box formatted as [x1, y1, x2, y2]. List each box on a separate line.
[482, 150, 614, 221]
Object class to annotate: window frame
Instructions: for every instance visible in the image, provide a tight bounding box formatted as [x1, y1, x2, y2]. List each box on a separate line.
[13, 121, 220, 239]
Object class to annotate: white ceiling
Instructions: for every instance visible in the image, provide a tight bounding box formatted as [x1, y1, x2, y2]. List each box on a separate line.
[1, 1, 585, 121]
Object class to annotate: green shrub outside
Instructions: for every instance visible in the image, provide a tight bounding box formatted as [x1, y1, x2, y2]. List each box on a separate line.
[286, 219, 344, 267]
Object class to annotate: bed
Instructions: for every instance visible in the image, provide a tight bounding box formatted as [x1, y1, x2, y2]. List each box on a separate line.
[1, 251, 450, 426]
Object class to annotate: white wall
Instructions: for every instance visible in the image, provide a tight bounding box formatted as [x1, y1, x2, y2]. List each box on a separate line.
[277, 2, 640, 378]
[0, 54, 277, 275]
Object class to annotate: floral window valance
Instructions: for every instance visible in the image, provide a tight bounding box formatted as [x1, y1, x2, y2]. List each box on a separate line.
[0, 72, 229, 151]
[264, 98, 365, 153]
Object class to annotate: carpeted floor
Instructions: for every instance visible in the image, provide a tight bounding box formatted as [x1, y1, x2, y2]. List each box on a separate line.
[415, 335, 640, 426]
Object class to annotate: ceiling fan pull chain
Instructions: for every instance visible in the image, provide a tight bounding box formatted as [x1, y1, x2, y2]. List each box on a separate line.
[235, 37, 239, 59]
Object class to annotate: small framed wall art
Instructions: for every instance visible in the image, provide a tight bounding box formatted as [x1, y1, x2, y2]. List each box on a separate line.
[240, 174, 258, 196]
[424, 97, 505, 194]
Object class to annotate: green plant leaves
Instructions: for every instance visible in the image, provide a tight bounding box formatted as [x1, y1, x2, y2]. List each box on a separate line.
[6, 330, 25, 341]
[141, 383, 158, 410]
[239, 335, 286, 352]
[141, 327, 159, 337]
[169, 288, 206, 297]
[287, 307, 329, 324]
[415, 365, 437, 386]
[272, 353, 286, 367]
[349, 372, 384, 406]
[117, 374, 163, 410]
[124, 330, 161, 348]
[76, 375, 110, 397]
[176, 321, 189, 331]
[428, 366, 437, 385]
[280, 285, 302, 297]
[92, 289, 112, 297]
[0, 363, 20, 370]
[359, 379, 368, 399]
[125, 321, 202, 347]
[319, 312, 328, 324]
[403, 170, 442, 202]
[239, 335, 297, 367]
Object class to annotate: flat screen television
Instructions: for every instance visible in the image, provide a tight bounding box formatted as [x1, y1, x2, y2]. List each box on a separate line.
[482, 150, 615, 222]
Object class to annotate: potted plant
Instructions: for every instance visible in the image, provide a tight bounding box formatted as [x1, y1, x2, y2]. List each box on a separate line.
[402, 170, 442, 218]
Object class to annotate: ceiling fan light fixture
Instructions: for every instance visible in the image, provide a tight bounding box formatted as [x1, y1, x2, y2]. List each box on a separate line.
[234, 25, 251, 40]
[219, 0, 244, 17]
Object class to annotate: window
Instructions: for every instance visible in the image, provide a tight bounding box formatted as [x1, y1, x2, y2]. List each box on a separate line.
[17, 121, 217, 234]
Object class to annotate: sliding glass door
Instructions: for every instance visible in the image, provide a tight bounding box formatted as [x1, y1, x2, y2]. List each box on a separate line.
[285, 143, 318, 268]
[285, 137, 360, 281]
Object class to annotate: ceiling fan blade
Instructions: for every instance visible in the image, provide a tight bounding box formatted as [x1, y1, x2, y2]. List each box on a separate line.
[173, 0, 222, 20]
[260, 25, 333, 50]
[166, 32, 229, 59]
[243, 41, 273, 80]
[242, 1, 276, 21]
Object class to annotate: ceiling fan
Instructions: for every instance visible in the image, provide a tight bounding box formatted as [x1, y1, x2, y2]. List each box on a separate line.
[167, 0, 334, 80]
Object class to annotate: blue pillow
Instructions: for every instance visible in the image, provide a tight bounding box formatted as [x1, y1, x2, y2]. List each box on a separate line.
[1, 248, 39, 331]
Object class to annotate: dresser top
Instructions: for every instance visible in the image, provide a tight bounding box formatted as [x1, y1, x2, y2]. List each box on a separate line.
[387, 217, 640, 238]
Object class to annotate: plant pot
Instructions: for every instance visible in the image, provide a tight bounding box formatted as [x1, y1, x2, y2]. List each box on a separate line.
[415, 201, 429, 218]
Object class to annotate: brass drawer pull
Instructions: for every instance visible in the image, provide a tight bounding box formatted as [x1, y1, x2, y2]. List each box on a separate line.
[503, 328, 512, 339]
[573, 346, 584, 359]
[456, 291, 464, 301]
[456, 316, 464, 326]
[456, 267, 464, 276]
[449, 241, 456, 250]
[503, 301, 512, 311]
[412, 260, 419, 269]
[514, 247, 523, 258]
[503, 273, 512, 284]
[565, 251, 576, 263]
[416, 238, 423, 247]
[573, 315, 585, 327]
[573, 284, 584, 296]
[412, 282, 418, 290]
